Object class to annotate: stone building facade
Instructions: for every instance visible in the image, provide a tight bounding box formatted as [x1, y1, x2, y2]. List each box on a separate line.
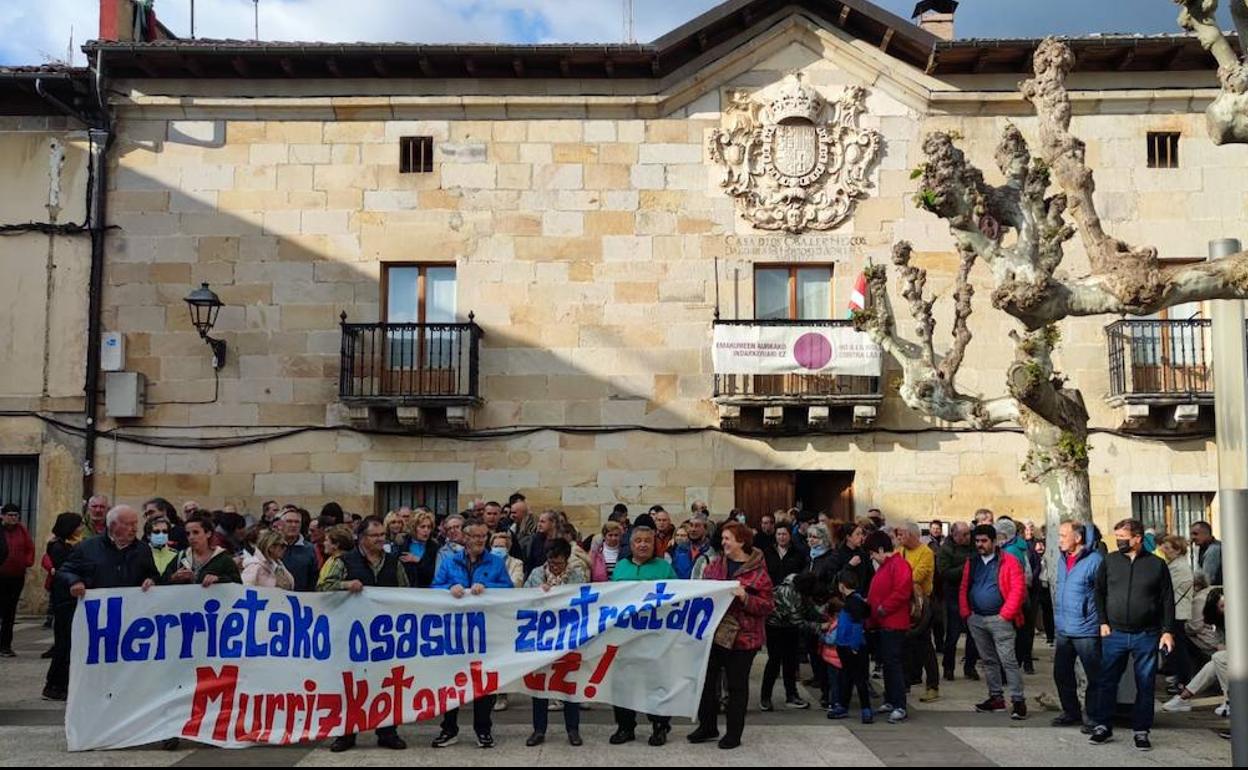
[1, 1, 1240, 607]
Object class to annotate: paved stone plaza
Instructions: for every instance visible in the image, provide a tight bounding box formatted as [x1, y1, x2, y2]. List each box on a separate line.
[0, 618, 1229, 767]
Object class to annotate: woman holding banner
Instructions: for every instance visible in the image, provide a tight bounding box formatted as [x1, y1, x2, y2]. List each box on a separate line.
[523, 538, 586, 747]
[689, 521, 775, 750]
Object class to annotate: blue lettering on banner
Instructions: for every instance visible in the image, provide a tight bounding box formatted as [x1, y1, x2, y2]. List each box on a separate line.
[515, 582, 716, 652]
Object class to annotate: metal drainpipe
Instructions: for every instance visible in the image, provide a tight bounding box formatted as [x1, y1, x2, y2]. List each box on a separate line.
[82, 49, 112, 503]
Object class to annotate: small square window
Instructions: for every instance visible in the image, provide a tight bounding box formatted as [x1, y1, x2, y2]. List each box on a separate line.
[400, 136, 434, 173]
[1147, 132, 1180, 169]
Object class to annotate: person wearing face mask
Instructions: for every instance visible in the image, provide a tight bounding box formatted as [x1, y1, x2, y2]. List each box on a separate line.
[144, 516, 178, 578]
[0, 504, 34, 657]
[524, 538, 588, 747]
[1088, 518, 1175, 752]
[491, 530, 525, 587]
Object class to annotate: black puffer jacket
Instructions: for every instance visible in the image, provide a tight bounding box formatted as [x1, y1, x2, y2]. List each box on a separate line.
[1095, 549, 1175, 634]
[54, 536, 160, 608]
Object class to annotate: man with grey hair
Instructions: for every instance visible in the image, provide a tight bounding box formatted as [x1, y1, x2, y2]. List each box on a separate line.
[85, 495, 109, 537]
[43, 505, 159, 701]
[897, 520, 940, 702]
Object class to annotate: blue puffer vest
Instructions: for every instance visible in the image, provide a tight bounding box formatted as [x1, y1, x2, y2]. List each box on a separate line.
[1053, 523, 1103, 638]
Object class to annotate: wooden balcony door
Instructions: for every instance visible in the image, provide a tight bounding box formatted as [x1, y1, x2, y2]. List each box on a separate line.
[383, 265, 457, 395]
[1131, 302, 1208, 394]
[752, 265, 835, 394]
[734, 471, 795, 528]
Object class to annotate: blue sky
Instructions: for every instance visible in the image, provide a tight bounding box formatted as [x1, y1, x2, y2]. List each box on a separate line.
[0, 0, 1229, 67]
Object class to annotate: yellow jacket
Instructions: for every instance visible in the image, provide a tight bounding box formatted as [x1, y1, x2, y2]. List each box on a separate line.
[903, 544, 935, 597]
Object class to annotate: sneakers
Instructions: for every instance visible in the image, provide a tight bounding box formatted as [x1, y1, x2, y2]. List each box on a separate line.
[477, 732, 495, 749]
[785, 697, 810, 710]
[975, 696, 1006, 713]
[827, 705, 849, 720]
[860, 708, 874, 724]
[431, 730, 459, 748]
[648, 724, 670, 747]
[1088, 726, 1113, 745]
[1010, 700, 1027, 720]
[887, 708, 908, 724]
[880, 703, 894, 713]
[608, 728, 635, 745]
[1216, 702, 1231, 718]
[1133, 732, 1152, 752]
[920, 688, 941, 703]
[1162, 694, 1192, 712]
[760, 697, 774, 712]
[493, 694, 509, 712]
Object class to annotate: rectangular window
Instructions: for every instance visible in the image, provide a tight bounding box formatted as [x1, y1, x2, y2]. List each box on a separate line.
[1147, 132, 1180, 169]
[399, 136, 434, 173]
[753, 265, 834, 320]
[0, 456, 38, 531]
[376, 481, 459, 519]
[1131, 491, 1213, 536]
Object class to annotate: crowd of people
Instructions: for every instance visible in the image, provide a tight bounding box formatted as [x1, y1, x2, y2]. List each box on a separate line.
[0, 492, 1227, 752]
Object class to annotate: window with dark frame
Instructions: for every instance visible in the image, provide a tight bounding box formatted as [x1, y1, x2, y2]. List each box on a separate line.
[1147, 132, 1181, 169]
[399, 136, 434, 173]
[1131, 491, 1213, 536]
[376, 481, 459, 519]
[0, 456, 38, 531]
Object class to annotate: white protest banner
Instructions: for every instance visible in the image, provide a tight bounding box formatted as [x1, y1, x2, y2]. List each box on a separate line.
[712, 323, 882, 377]
[66, 581, 735, 750]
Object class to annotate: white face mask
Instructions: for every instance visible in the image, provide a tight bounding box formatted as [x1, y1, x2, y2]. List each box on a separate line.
[149, 533, 169, 549]
[491, 546, 508, 559]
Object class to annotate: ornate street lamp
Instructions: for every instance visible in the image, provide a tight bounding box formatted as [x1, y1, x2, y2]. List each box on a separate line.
[183, 282, 227, 369]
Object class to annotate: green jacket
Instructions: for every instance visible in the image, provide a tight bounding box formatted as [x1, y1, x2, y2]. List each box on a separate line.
[767, 574, 825, 632]
[612, 557, 677, 581]
[936, 538, 974, 594]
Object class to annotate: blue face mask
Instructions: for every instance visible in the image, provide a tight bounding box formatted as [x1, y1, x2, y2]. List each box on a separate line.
[150, 533, 168, 548]
[491, 546, 509, 559]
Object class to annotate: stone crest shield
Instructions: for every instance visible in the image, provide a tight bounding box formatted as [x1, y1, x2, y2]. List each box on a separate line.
[708, 74, 881, 234]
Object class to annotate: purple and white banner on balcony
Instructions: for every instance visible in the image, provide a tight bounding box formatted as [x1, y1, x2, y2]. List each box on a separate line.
[712, 324, 882, 377]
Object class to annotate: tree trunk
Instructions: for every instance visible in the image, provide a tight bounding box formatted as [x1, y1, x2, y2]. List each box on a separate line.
[1021, 407, 1093, 584]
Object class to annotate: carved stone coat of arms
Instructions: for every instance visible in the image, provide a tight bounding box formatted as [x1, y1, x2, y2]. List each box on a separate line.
[708, 75, 882, 234]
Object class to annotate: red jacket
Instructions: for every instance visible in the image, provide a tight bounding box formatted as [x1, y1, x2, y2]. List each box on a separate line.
[866, 552, 913, 631]
[959, 549, 1026, 627]
[702, 548, 776, 651]
[0, 524, 35, 578]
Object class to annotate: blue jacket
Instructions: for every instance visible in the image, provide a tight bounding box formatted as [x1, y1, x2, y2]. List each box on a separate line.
[668, 543, 695, 579]
[1053, 523, 1103, 638]
[432, 549, 514, 590]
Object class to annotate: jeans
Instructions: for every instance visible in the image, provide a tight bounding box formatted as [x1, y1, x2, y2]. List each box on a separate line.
[532, 698, 580, 735]
[0, 575, 23, 652]
[1095, 630, 1160, 733]
[762, 625, 801, 701]
[441, 695, 497, 737]
[968, 614, 1024, 702]
[878, 630, 907, 711]
[836, 647, 872, 711]
[697, 647, 757, 743]
[1053, 633, 1101, 723]
[943, 596, 978, 674]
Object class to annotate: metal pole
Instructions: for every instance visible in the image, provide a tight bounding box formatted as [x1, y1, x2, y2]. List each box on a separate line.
[190, 0, 195, 38]
[253, 0, 259, 40]
[1209, 237, 1248, 766]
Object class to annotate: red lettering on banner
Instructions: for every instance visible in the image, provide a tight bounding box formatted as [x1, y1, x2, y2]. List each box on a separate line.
[381, 666, 413, 728]
[469, 660, 498, 698]
[523, 670, 547, 691]
[583, 645, 620, 698]
[341, 672, 371, 734]
[182, 665, 239, 742]
[547, 653, 582, 696]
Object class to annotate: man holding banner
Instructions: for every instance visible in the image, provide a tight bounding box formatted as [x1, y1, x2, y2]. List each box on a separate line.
[431, 520, 514, 749]
[609, 526, 678, 747]
[325, 516, 409, 753]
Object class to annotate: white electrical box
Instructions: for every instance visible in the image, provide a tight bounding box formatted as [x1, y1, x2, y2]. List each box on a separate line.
[101, 332, 125, 372]
[105, 372, 145, 418]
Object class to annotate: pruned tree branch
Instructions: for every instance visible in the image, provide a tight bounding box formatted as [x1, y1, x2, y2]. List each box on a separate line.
[1174, 0, 1248, 143]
